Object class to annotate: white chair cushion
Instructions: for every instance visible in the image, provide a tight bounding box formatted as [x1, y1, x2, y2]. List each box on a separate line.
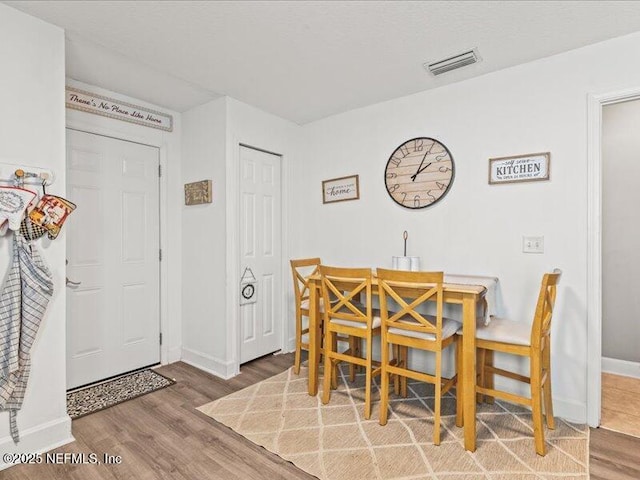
[330, 315, 381, 330]
[300, 297, 335, 312]
[457, 317, 531, 346]
[388, 316, 460, 341]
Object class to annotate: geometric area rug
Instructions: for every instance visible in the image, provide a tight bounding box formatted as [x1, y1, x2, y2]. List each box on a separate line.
[67, 368, 175, 419]
[198, 365, 589, 480]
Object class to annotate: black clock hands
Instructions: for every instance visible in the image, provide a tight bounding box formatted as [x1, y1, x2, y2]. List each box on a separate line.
[410, 149, 430, 181]
[411, 158, 432, 181]
[410, 151, 429, 181]
[411, 141, 438, 181]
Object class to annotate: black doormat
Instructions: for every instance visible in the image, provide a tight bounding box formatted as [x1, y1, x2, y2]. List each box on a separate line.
[67, 368, 176, 419]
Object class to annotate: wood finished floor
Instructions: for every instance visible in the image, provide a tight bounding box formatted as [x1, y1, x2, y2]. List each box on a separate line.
[601, 372, 640, 438]
[4, 354, 640, 480]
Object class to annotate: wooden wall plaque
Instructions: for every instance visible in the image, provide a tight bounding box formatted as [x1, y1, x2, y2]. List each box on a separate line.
[184, 180, 212, 205]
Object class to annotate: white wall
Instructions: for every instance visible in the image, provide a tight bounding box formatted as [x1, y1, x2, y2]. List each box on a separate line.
[180, 96, 300, 378]
[181, 97, 228, 375]
[225, 98, 301, 376]
[292, 31, 640, 423]
[0, 4, 72, 457]
[602, 99, 640, 365]
[65, 78, 183, 366]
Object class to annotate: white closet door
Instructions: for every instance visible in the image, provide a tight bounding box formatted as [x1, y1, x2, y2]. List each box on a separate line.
[239, 146, 282, 363]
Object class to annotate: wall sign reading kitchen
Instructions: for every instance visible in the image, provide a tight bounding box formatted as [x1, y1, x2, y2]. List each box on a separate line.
[65, 86, 173, 132]
[488, 152, 550, 184]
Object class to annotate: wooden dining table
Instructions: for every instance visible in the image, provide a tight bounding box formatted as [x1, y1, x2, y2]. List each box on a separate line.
[305, 272, 490, 453]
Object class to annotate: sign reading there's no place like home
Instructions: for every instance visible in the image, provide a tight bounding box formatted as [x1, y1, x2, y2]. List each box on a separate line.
[65, 86, 173, 132]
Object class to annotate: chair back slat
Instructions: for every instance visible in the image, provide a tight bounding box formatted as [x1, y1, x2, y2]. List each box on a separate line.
[319, 265, 372, 327]
[531, 269, 562, 347]
[290, 258, 321, 307]
[377, 269, 444, 341]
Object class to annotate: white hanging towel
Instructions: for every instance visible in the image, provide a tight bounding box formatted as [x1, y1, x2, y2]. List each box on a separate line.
[0, 233, 53, 443]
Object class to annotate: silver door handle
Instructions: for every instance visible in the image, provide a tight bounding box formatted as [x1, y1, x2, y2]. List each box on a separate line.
[66, 277, 82, 287]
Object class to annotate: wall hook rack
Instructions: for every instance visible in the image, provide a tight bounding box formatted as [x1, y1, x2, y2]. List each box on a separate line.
[0, 161, 55, 187]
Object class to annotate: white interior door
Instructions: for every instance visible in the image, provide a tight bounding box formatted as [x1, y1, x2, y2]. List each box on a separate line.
[66, 129, 160, 389]
[239, 146, 282, 363]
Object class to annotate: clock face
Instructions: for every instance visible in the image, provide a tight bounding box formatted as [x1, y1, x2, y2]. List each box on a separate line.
[384, 137, 455, 209]
[241, 284, 255, 300]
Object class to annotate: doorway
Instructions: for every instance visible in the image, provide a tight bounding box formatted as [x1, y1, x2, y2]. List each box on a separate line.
[587, 87, 640, 427]
[66, 129, 161, 389]
[238, 145, 282, 364]
[600, 100, 640, 436]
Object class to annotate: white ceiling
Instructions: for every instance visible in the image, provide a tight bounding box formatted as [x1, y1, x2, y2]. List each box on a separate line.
[6, 1, 640, 124]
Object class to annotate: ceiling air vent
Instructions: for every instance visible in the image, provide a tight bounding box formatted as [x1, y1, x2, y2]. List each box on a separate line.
[426, 49, 479, 76]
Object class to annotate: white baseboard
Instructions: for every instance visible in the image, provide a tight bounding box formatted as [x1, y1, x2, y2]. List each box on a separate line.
[284, 337, 295, 353]
[181, 347, 237, 379]
[0, 415, 74, 471]
[166, 346, 182, 364]
[602, 356, 640, 379]
[552, 397, 587, 424]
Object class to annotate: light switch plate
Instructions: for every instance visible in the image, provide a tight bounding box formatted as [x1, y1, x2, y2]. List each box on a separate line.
[523, 236, 544, 254]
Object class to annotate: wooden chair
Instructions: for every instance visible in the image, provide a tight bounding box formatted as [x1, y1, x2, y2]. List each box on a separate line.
[319, 265, 381, 419]
[290, 258, 321, 374]
[377, 268, 460, 445]
[471, 269, 562, 456]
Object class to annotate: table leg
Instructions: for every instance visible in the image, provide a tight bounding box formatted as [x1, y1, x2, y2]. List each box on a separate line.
[308, 281, 320, 396]
[462, 293, 477, 452]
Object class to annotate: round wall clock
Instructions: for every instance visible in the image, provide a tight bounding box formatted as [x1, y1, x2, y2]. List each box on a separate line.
[241, 283, 255, 300]
[384, 137, 455, 209]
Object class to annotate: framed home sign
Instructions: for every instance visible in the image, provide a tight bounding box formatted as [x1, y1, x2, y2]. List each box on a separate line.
[322, 174, 360, 204]
[488, 152, 550, 185]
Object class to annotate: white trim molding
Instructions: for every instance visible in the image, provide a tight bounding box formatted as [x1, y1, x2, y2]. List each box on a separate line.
[553, 397, 588, 426]
[181, 347, 237, 379]
[586, 86, 640, 427]
[225, 134, 241, 379]
[602, 357, 640, 380]
[0, 416, 73, 470]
